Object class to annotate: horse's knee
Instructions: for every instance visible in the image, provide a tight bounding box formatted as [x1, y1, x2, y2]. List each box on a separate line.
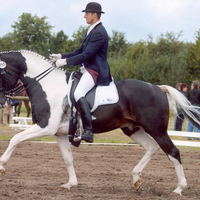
[63, 156, 73, 167]
[9, 135, 21, 148]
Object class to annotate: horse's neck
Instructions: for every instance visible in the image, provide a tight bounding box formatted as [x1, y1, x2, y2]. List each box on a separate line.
[22, 52, 52, 77]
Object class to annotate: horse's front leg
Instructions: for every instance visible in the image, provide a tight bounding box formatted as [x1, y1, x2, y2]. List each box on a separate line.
[0, 125, 55, 175]
[54, 135, 78, 190]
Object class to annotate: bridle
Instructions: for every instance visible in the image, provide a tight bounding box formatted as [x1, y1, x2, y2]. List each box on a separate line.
[0, 59, 56, 98]
[0, 60, 13, 96]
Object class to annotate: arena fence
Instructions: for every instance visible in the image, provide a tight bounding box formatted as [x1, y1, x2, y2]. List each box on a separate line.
[81, 131, 200, 148]
[168, 131, 200, 147]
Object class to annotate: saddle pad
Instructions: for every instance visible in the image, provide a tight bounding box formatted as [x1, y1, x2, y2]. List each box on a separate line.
[91, 82, 119, 112]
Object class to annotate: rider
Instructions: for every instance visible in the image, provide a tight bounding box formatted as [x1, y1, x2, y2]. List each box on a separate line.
[50, 2, 112, 143]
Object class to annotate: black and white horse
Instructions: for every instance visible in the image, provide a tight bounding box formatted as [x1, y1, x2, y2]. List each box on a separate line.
[0, 50, 200, 196]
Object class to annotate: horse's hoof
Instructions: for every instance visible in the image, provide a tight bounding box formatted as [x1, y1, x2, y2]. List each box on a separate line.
[57, 187, 70, 191]
[171, 192, 181, 196]
[134, 179, 143, 190]
[0, 169, 5, 176]
[58, 183, 78, 191]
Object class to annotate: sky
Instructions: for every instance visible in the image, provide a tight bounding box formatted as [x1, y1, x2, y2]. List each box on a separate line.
[1, 0, 200, 44]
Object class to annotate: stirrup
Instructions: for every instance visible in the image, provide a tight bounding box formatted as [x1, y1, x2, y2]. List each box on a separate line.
[73, 128, 82, 142]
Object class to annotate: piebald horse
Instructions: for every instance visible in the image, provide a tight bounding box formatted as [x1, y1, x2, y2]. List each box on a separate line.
[0, 50, 200, 196]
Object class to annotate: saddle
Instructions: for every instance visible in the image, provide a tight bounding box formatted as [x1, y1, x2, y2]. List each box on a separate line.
[66, 71, 119, 147]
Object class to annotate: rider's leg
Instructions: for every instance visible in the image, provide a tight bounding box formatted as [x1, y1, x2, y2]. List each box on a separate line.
[77, 97, 93, 142]
[74, 70, 95, 143]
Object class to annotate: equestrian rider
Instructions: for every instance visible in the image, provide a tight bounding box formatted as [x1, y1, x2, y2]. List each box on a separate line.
[50, 2, 112, 143]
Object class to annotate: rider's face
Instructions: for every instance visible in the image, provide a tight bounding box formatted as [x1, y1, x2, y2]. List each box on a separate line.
[84, 12, 96, 25]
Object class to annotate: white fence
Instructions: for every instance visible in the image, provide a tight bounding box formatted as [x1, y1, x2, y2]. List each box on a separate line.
[9, 117, 33, 131]
[168, 131, 200, 147]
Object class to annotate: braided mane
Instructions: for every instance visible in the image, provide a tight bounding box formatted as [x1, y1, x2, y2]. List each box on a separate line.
[0, 50, 54, 66]
[0, 50, 69, 73]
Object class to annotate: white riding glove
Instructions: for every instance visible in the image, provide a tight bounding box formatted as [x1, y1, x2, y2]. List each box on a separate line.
[56, 59, 67, 68]
[49, 53, 62, 62]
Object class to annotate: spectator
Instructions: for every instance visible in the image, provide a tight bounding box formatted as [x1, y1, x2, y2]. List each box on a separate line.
[175, 83, 181, 91]
[11, 99, 19, 117]
[187, 80, 200, 140]
[174, 83, 188, 131]
[2, 98, 14, 124]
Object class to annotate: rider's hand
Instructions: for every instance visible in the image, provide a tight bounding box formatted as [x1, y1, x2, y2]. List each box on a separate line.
[49, 53, 61, 62]
[56, 59, 67, 68]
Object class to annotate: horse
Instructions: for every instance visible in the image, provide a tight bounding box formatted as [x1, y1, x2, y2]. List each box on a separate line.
[1, 50, 200, 196]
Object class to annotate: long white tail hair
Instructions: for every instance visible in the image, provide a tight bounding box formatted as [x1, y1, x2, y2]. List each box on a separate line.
[160, 85, 200, 128]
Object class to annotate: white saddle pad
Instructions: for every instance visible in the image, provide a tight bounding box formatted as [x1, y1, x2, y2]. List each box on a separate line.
[91, 82, 119, 112]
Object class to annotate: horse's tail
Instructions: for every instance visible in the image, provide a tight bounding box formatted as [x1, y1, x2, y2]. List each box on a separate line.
[160, 85, 200, 129]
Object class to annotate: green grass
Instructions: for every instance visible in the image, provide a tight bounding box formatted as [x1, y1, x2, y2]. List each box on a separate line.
[0, 135, 13, 141]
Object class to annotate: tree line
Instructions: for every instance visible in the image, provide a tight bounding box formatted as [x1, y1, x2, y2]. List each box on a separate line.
[1, 13, 200, 87]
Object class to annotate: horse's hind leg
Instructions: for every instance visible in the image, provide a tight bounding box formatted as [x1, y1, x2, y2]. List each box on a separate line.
[153, 133, 187, 195]
[54, 135, 78, 190]
[122, 127, 160, 190]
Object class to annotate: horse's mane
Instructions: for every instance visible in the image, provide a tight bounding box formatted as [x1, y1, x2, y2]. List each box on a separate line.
[0, 50, 68, 73]
[0, 50, 54, 67]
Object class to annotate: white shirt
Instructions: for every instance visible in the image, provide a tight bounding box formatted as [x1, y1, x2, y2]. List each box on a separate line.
[87, 21, 101, 36]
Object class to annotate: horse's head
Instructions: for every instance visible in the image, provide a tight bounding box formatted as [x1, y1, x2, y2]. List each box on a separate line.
[0, 51, 27, 105]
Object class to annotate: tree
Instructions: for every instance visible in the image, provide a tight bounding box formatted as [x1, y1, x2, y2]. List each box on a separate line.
[108, 30, 129, 58]
[49, 31, 69, 54]
[69, 25, 89, 51]
[146, 31, 188, 86]
[110, 31, 188, 85]
[11, 13, 53, 56]
[0, 33, 19, 52]
[185, 29, 200, 83]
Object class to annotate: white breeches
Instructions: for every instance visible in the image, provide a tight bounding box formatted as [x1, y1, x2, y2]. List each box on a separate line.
[74, 69, 95, 102]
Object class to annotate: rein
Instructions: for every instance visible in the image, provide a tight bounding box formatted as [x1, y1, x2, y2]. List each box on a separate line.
[2, 65, 56, 98]
[12, 66, 56, 97]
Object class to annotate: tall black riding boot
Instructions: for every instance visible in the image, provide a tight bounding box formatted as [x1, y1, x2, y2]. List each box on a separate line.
[77, 97, 93, 143]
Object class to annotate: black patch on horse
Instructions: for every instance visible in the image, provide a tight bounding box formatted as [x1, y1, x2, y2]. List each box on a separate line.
[23, 76, 51, 128]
